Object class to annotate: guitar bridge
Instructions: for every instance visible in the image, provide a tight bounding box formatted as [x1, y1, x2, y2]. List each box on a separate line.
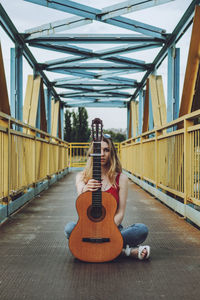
[82, 238, 110, 243]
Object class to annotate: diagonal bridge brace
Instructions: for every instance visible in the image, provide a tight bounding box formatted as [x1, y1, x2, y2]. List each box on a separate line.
[31, 41, 158, 71]
[31, 41, 154, 73]
[23, 0, 168, 38]
[24, 1, 173, 39]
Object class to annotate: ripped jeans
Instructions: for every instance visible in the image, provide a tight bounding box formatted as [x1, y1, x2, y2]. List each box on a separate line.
[64, 222, 148, 248]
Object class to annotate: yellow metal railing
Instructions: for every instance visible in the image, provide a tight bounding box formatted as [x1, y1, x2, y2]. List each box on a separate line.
[68, 142, 120, 168]
[0, 111, 68, 204]
[121, 110, 200, 206]
[3, 107, 200, 208]
[69, 143, 90, 167]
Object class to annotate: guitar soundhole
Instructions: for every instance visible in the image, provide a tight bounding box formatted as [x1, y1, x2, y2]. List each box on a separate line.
[87, 205, 106, 222]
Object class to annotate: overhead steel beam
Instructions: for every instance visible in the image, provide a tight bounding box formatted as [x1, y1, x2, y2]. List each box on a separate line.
[101, 0, 174, 20]
[59, 94, 130, 100]
[44, 49, 155, 68]
[65, 101, 127, 108]
[64, 97, 128, 102]
[29, 42, 93, 57]
[28, 40, 157, 67]
[53, 76, 137, 85]
[44, 43, 162, 66]
[59, 92, 131, 98]
[44, 55, 147, 69]
[131, 0, 200, 100]
[24, 1, 173, 35]
[99, 56, 147, 68]
[98, 42, 163, 57]
[46, 67, 146, 78]
[45, 56, 89, 67]
[52, 68, 137, 82]
[24, 0, 167, 38]
[29, 41, 162, 71]
[0, 3, 60, 101]
[55, 82, 135, 88]
[25, 16, 93, 38]
[63, 87, 134, 95]
[59, 69, 137, 81]
[50, 69, 96, 78]
[27, 41, 90, 59]
[26, 34, 165, 43]
[55, 86, 135, 93]
[64, 98, 127, 106]
[46, 63, 147, 71]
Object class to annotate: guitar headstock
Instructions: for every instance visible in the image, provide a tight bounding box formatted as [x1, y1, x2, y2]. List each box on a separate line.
[92, 118, 103, 142]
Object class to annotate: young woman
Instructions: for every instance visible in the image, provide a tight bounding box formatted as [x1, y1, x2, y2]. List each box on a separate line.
[65, 135, 150, 260]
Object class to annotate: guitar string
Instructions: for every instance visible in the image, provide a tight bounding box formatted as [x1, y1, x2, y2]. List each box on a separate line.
[92, 142, 105, 238]
[93, 143, 100, 238]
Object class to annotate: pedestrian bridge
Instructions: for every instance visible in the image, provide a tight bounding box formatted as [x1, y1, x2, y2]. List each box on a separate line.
[1, 1, 200, 299]
[1, 170, 200, 300]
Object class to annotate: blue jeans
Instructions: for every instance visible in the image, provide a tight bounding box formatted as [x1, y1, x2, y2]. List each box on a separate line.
[64, 222, 148, 248]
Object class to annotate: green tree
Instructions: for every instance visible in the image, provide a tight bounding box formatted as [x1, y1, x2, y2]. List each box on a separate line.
[77, 107, 91, 142]
[71, 110, 79, 142]
[103, 129, 126, 143]
[64, 109, 72, 142]
[114, 132, 126, 142]
[64, 107, 91, 142]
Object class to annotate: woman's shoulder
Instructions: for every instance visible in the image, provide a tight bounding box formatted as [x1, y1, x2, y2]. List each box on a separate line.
[118, 172, 128, 184]
[76, 171, 84, 182]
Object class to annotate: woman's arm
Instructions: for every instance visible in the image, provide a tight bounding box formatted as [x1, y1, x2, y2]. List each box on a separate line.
[114, 173, 128, 226]
[76, 172, 86, 195]
[76, 172, 101, 195]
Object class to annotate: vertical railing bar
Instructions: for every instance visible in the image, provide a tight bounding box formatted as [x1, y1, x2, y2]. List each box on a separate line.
[198, 130, 199, 200]
[70, 143, 72, 168]
[197, 130, 200, 200]
[173, 136, 175, 190]
[192, 131, 194, 199]
[195, 131, 197, 200]
[177, 135, 179, 191]
[182, 134, 183, 193]
[190, 132, 192, 199]
[34, 134, 36, 185]
[176, 135, 178, 191]
[178, 134, 180, 191]
[181, 134, 182, 192]
[0, 132, 2, 201]
[180, 134, 182, 192]
[7, 119, 11, 216]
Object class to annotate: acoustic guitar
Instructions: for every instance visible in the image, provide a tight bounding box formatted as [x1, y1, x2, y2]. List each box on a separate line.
[69, 118, 123, 262]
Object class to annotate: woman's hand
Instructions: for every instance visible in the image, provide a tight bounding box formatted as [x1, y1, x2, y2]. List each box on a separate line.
[82, 179, 101, 192]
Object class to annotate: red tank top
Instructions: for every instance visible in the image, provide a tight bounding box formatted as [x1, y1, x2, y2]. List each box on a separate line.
[105, 173, 120, 205]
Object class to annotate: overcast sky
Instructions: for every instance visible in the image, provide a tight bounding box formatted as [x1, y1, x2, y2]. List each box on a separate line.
[0, 0, 192, 130]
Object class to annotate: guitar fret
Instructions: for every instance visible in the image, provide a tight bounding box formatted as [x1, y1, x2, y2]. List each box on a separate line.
[92, 137, 102, 207]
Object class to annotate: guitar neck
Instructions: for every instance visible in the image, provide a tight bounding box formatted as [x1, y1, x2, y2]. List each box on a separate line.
[92, 142, 101, 207]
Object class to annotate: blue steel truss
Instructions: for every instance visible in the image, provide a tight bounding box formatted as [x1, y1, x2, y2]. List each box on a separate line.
[0, 0, 200, 109]
[21, 0, 173, 108]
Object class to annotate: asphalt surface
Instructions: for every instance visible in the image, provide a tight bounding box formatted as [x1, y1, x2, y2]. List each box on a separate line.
[1, 171, 200, 300]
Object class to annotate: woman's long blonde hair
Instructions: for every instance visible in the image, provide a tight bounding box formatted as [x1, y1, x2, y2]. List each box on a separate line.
[82, 136, 122, 185]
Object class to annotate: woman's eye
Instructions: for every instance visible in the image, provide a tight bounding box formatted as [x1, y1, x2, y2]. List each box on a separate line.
[104, 148, 110, 152]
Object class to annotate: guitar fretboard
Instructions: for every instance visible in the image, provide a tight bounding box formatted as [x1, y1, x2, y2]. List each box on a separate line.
[92, 142, 101, 207]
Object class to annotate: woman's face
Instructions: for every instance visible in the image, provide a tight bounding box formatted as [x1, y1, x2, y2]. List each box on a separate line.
[101, 141, 110, 166]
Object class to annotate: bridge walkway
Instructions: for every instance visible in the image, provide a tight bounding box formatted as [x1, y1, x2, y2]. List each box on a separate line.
[0, 171, 200, 300]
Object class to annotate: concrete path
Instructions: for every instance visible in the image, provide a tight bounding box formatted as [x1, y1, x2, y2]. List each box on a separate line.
[0, 171, 200, 300]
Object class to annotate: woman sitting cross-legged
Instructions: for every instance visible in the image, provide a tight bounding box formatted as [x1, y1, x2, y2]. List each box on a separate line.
[65, 134, 150, 260]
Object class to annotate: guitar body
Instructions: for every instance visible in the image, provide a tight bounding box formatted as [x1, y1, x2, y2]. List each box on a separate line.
[69, 191, 123, 262]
